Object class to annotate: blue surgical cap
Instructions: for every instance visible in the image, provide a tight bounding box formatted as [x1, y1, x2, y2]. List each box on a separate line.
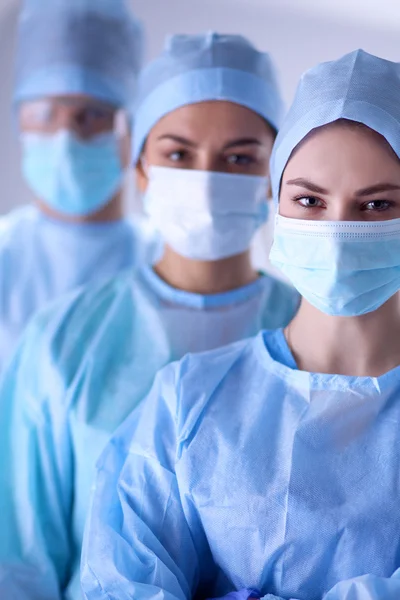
[132, 32, 284, 163]
[14, 0, 144, 108]
[270, 49, 400, 203]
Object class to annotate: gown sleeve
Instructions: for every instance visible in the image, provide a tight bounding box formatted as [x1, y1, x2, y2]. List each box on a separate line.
[321, 568, 400, 599]
[222, 572, 400, 600]
[0, 314, 73, 600]
[81, 363, 211, 600]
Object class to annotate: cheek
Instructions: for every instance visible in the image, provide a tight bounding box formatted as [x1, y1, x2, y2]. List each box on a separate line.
[251, 158, 270, 177]
[141, 143, 167, 167]
[277, 191, 298, 217]
[138, 142, 175, 171]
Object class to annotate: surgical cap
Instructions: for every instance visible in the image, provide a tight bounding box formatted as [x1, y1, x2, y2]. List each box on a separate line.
[132, 32, 284, 163]
[14, 0, 144, 108]
[270, 49, 400, 202]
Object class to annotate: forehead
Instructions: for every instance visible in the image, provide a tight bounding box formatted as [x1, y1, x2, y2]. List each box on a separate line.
[149, 100, 274, 140]
[284, 121, 400, 178]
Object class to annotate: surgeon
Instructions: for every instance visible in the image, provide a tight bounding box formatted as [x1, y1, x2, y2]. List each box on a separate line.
[0, 33, 298, 600]
[0, 0, 155, 372]
[128, 32, 299, 356]
[82, 50, 400, 600]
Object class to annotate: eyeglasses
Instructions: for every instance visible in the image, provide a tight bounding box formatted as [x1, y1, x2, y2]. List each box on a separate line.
[19, 97, 127, 139]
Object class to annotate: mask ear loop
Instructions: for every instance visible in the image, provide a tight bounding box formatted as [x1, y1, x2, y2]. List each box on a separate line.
[251, 174, 275, 274]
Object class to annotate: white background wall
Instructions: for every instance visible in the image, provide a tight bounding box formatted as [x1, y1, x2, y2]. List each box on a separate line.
[0, 0, 399, 226]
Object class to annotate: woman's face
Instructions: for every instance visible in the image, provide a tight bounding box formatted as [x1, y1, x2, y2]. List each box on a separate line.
[279, 122, 400, 221]
[136, 100, 275, 192]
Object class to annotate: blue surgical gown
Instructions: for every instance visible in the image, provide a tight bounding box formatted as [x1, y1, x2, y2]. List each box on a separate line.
[0, 267, 298, 599]
[0, 205, 159, 372]
[82, 329, 400, 600]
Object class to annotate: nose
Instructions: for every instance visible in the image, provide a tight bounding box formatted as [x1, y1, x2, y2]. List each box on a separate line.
[327, 198, 356, 222]
[195, 151, 221, 173]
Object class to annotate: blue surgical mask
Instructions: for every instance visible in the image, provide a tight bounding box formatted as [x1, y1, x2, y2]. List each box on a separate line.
[269, 214, 400, 316]
[21, 130, 123, 216]
[144, 166, 269, 261]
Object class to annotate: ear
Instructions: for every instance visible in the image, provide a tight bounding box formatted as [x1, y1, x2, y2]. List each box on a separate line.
[266, 167, 272, 199]
[135, 158, 149, 193]
[267, 180, 272, 199]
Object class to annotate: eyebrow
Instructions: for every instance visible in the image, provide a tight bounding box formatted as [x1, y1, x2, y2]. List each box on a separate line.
[223, 138, 263, 150]
[355, 183, 400, 196]
[286, 178, 400, 197]
[156, 134, 263, 150]
[286, 178, 328, 194]
[156, 134, 198, 147]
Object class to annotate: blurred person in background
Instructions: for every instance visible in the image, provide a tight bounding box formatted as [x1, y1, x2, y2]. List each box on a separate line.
[0, 32, 298, 600]
[130, 33, 299, 357]
[0, 0, 157, 372]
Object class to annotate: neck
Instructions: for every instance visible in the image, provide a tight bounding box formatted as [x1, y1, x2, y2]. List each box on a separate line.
[154, 246, 259, 295]
[286, 295, 400, 377]
[35, 190, 124, 224]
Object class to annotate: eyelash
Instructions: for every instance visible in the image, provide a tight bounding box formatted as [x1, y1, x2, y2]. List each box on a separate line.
[292, 196, 395, 212]
[362, 200, 393, 211]
[225, 154, 256, 165]
[292, 195, 324, 209]
[167, 150, 187, 161]
[164, 150, 257, 165]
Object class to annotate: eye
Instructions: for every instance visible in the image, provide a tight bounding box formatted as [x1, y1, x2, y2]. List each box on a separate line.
[294, 196, 324, 208]
[168, 150, 187, 162]
[225, 153, 255, 166]
[363, 200, 392, 212]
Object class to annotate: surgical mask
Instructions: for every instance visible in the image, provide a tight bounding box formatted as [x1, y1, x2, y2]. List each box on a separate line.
[143, 166, 269, 261]
[269, 214, 400, 317]
[21, 130, 123, 216]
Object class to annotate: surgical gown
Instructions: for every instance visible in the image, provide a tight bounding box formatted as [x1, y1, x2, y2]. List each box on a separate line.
[0, 205, 158, 372]
[0, 267, 299, 600]
[82, 328, 400, 600]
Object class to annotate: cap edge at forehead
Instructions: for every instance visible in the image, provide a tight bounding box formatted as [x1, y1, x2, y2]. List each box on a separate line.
[270, 100, 400, 204]
[132, 67, 284, 164]
[13, 65, 131, 108]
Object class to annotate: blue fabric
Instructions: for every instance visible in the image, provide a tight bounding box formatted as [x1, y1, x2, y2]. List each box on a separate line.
[82, 328, 400, 600]
[14, 0, 143, 107]
[264, 327, 297, 369]
[21, 131, 123, 216]
[208, 589, 260, 600]
[270, 49, 400, 204]
[136, 266, 299, 357]
[270, 215, 400, 317]
[132, 32, 284, 162]
[0, 206, 159, 373]
[0, 268, 298, 598]
[140, 264, 271, 309]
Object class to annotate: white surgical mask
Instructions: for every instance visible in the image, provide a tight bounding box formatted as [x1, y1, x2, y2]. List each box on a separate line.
[143, 166, 269, 261]
[270, 214, 400, 316]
